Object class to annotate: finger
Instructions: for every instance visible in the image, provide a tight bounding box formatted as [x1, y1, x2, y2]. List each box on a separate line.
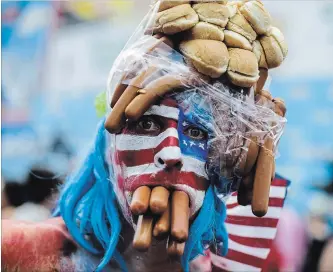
[171, 191, 189, 242]
[130, 186, 152, 215]
[153, 203, 170, 238]
[133, 214, 154, 251]
[105, 66, 157, 133]
[125, 75, 184, 121]
[150, 186, 170, 214]
[167, 236, 185, 257]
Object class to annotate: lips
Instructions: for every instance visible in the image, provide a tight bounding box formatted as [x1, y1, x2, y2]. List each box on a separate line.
[120, 171, 209, 217]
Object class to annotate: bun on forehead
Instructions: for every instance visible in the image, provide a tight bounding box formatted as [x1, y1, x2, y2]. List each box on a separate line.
[179, 39, 230, 78]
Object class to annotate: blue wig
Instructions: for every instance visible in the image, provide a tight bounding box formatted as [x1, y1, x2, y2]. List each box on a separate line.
[55, 119, 228, 271]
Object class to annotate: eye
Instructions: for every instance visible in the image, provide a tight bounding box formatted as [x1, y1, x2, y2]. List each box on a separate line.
[136, 116, 161, 133]
[184, 126, 207, 140]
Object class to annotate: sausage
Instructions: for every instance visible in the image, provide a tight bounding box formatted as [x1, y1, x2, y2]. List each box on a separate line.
[150, 186, 170, 214]
[105, 66, 157, 133]
[271, 160, 276, 180]
[238, 170, 254, 206]
[252, 136, 274, 217]
[255, 68, 268, 94]
[271, 98, 286, 180]
[251, 90, 275, 217]
[130, 186, 152, 215]
[238, 136, 259, 176]
[153, 204, 170, 238]
[125, 75, 184, 121]
[273, 98, 286, 117]
[256, 89, 272, 105]
[133, 214, 154, 251]
[110, 35, 174, 107]
[167, 236, 185, 256]
[171, 191, 189, 242]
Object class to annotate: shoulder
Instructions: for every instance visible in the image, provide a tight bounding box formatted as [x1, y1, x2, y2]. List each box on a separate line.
[2, 217, 76, 272]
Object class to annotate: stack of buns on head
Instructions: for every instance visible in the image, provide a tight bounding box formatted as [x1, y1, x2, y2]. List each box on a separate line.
[152, 0, 288, 88]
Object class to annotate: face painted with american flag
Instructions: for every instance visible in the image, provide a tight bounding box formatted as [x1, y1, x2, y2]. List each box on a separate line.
[112, 93, 213, 217]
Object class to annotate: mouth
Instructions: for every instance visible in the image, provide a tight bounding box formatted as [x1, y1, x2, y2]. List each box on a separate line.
[124, 177, 208, 256]
[124, 172, 208, 217]
[130, 186, 191, 257]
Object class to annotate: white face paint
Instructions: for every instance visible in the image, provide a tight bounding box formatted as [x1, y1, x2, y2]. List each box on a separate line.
[109, 97, 210, 218]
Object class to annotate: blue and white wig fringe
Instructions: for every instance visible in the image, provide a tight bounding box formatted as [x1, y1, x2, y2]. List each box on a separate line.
[54, 119, 228, 272]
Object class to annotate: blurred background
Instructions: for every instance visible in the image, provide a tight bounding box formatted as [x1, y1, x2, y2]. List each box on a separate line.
[1, 1, 333, 271]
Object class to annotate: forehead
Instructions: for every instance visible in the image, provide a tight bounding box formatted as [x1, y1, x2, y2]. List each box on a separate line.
[142, 93, 214, 133]
[143, 97, 180, 120]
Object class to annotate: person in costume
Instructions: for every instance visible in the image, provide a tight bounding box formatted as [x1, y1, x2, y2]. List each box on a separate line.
[2, 1, 290, 271]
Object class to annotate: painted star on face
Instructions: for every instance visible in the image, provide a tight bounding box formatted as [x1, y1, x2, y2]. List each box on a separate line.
[189, 141, 196, 147]
[199, 143, 205, 150]
[183, 140, 188, 146]
[182, 121, 189, 127]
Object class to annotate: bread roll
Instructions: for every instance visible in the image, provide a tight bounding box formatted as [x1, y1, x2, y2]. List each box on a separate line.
[226, 2, 239, 18]
[157, 0, 190, 12]
[270, 26, 288, 57]
[187, 22, 224, 41]
[180, 39, 230, 78]
[224, 29, 252, 50]
[226, 12, 257, 42]
[240, 0, 271, 35]
[227, 48, 259, 87]
[193, 3, 230, 28]
[192, 0, 228, 4]
[252, 40, 268, 68]
[154, 4, 199, 34]
[260, 27, 288, 69]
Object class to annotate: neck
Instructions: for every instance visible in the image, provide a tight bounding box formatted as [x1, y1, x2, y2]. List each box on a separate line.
[117, 220, 183, 272]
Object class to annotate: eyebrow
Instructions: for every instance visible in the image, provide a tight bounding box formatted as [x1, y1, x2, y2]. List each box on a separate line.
[144, 104, 179, 120]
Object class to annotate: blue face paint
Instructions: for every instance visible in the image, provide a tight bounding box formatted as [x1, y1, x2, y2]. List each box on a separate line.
[175, 91, 215, 163]
[178, 109, 208, 162]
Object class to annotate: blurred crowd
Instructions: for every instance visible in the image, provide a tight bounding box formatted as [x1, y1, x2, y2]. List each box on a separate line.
[1, 1, 333, 271]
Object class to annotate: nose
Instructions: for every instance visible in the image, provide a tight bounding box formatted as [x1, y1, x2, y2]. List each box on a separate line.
[154, 147, 183, 170]
[154, 118, 183, 170]
[154, 137, 183, 170]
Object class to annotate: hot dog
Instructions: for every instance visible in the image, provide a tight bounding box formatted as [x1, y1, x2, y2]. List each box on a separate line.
[133, 214, 154, 251]
[171, 191, 190, 242]
[150, 186, 170, 214]
[153, 203, 171, 238]
[111, 35, 174, 107]
[130, 186, 152, 215]
[167, 236, 185, 256]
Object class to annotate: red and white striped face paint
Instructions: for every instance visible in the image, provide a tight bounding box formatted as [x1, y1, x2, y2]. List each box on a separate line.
[112, 98, 210, 216]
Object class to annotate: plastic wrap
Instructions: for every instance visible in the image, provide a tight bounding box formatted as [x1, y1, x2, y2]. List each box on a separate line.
[103, 0, 287, 257]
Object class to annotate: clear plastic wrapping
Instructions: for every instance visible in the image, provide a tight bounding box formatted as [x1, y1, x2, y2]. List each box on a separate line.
[105, 0, 287, 226]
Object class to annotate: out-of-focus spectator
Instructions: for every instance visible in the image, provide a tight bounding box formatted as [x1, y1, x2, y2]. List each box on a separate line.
[2, 168, 62, 222]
